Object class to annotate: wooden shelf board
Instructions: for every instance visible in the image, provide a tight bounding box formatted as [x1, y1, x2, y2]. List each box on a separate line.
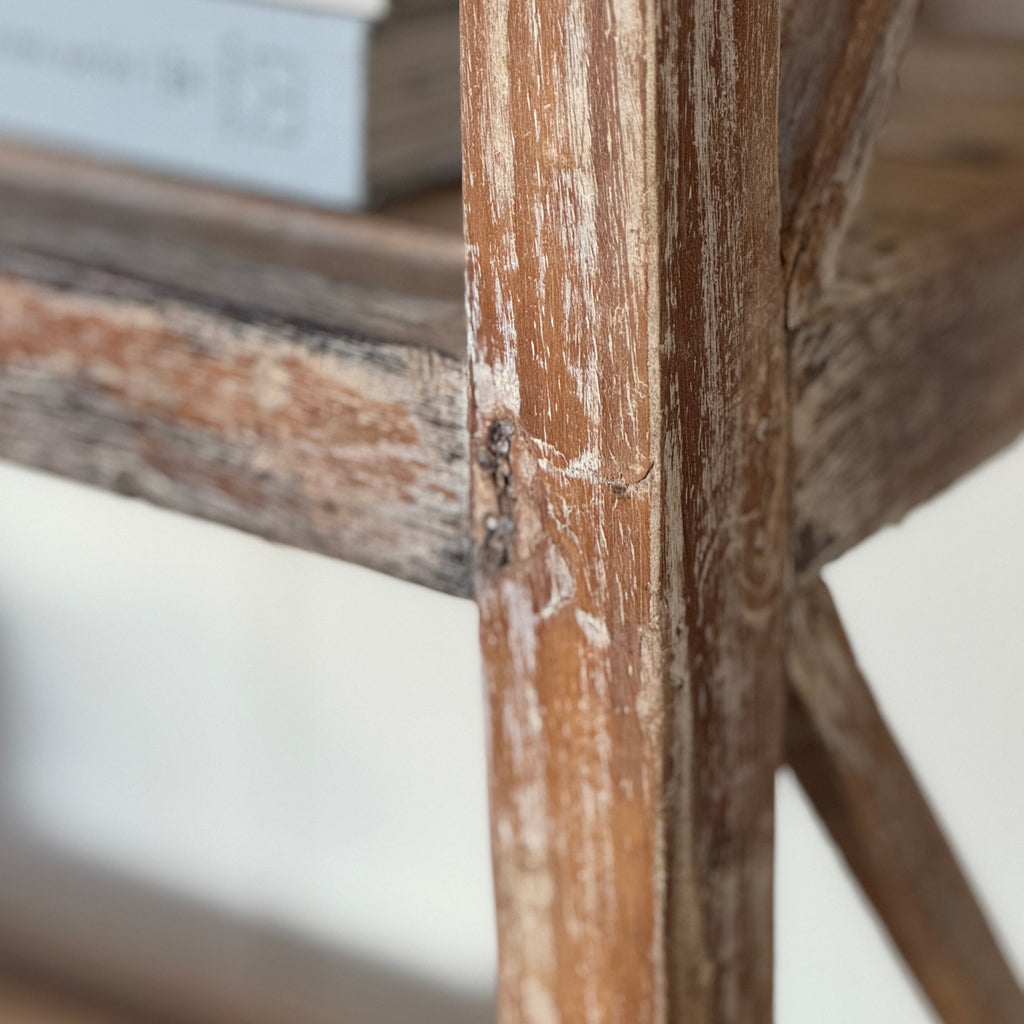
[0, 142, 464, 303]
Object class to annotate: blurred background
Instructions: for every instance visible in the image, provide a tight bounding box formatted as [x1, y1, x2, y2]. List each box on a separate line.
[0, 412, 1022, 1024]
[0, 0, 1021, 1022]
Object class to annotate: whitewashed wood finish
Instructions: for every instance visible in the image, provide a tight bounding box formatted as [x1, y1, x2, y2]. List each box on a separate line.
[791, 30, 1024, 575]
[792, 222, 1024, 576]
[779, 0, 920, 325]
[1, 34, 1022, 600]
[0, 259, 470, 595]
[462, 1, 786, 1021]
[0, 17, 1023, 1024]
[786, 580, 1024, 1024]
[0, 142, 465, 302]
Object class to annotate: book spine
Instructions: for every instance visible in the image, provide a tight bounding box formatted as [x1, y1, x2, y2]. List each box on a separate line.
[0, 0, 370, 206]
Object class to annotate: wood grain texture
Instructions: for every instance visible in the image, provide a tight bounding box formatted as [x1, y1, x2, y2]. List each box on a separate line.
[0, 142, 465, 303]
[0, 255, 470, 595]
[791, 31, 1024, 576]
[779, 0, 919, 324]
[785, 579, 1024, 1024]
[1, 36, 1021, 600]
[462, 0, 786, 1021]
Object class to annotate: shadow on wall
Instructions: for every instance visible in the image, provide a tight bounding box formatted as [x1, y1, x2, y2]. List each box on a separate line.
[0, 596, 493, 1024]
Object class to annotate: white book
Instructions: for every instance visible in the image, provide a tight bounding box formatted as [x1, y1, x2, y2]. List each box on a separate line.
[0, 0, 460, 208]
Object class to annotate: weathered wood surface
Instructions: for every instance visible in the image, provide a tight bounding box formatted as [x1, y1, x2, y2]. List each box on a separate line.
[779, 0, 920, 324]
[0, 144, 473, 595]
[2, 33, 1023, 602]
[785, 580, 1024, 1024]
[0, 252, 470, 595]
[0, 20, 1021, 1024]
[463, 0, 786, 1021]
[0, 143, 465, 302]
[792, 32, 1024, 576]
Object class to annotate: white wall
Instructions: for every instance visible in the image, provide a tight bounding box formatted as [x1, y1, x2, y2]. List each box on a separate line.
[0, 462, 495, 995]
[0, 431, 1022, 1020]
[780, 433, 1024, 1021]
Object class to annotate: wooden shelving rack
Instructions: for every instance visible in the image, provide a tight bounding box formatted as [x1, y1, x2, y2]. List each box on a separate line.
[0, 9, 1022, 1024]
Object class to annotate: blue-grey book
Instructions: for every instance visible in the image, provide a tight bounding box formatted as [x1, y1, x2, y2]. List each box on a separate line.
[0, 0, 459, 208]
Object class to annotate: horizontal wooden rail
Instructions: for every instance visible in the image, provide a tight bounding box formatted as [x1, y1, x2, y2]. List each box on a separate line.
[791, 32, 1024, 576]
[0, 249, 470, 596]
[1, 32, 1022, 597]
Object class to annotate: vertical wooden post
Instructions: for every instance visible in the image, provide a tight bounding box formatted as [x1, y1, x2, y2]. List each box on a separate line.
[461, 1, 787, 1020]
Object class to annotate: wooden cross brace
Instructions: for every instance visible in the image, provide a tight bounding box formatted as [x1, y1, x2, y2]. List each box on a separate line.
[0, 2, 1022, 1022]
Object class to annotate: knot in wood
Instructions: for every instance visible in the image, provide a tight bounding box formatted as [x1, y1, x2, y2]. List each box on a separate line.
[478, 419, 517, 572]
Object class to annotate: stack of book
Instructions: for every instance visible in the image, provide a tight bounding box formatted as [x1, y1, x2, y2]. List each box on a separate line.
[0, 0, 460, 208]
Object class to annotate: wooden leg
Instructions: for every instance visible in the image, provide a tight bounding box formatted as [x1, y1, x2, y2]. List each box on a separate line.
[461, 1, 787, 1020]
[786, 579, 1024, 1024]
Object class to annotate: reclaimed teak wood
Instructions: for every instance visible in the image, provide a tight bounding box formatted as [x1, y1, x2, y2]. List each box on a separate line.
[1, 8, 1024, 1024]
[463, 0, 788, 1020]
